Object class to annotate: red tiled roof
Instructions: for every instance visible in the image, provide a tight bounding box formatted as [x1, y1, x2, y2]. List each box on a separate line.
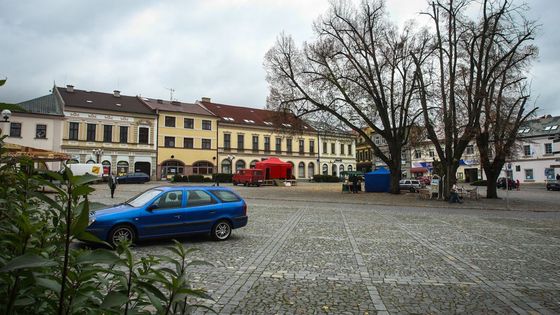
[199, 100, 315, 131]
[56, 87, 154, 115]
[141, 98, 215, 117]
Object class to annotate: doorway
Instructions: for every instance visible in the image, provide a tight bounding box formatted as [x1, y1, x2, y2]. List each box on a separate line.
[464, 168, 479, 182]
[135, 162, 151, 176]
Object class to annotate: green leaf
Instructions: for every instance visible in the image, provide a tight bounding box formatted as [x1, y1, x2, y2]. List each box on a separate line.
[72, 200, 90, 236]
[29, 190, 63, 212]
[100, 291, 129, 309]
[136, 281, 167, 301]
[73, 174, 101, 186]
[178, 288, 214, 301]
[75, 231, 106, 245]
[0, 253, 57, 272]
[36, 277, 61, 292]
[72, 185, 95, 197]
[76, 249, 122, 265]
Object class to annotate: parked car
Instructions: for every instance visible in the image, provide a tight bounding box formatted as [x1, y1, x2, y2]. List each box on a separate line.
[546, 180, 560, 191]
[399, 179, 424, 192]
[232, 169, 264, 186]
[86, 186, 248, 246]
[117, 172, 150, 184]
[496, 177, 515, 190]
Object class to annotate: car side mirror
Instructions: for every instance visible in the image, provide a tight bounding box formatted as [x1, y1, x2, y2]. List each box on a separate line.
[147, 204, 159, 212]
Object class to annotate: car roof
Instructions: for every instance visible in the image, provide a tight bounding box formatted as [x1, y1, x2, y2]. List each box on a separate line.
[154, 186, 236, 192]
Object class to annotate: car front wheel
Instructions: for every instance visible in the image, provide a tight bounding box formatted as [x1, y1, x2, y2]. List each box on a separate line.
[211, 220, 232, 241]
[109, 225, 136, 247]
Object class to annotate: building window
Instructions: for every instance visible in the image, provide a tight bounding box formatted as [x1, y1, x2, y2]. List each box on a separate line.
[264, 136, 271, 153]
[237, 134, 244, 151]
[322, 163, 328, 175]
[193, 161, 213, 175]
[165, 116, 176, 127]
[348, 144, 352, 156]
[524, 169, 533, 180]
[117, 161, 129, 176]
[523, 145, 531, 156]
[86, 124, 96, 141]
[9, 122, 21, 137]
[374, 136, 380, 145]
[184, 118, 194, 129]
[299, 139, 305, 154]
[35, 124, 47, 139]
[340, 143, 345, 155]
[236, 160, 246, 171]
[466, 145, 474, 155]
[224, 133, 231, 149]
[120, 126, 128, 143]
[202, 139, 211, 149]
[545, 143, 553, 154]
[103, 125, 112, 142]
[276, 138, 282, 153]
[287, 138, 292, 153]
[164, 136, 175, 148]
[69, 122, 79, 140]
[414, 150, 421, 159]
[310, 140, 315, 154]
[138, 127, 149, 144]
[323, 142, 327, 154]
[250, 160, 258, 168]
[308, 162, 315, 178]
[252, 135, 259, 152]
[298, 162, 305, 178]
[429, 150, 434, 158]
[515, 165, 520, 172]
[184, 138, 193, 149]
[162, 160, 184, 177]
[202, 120, 212, 130]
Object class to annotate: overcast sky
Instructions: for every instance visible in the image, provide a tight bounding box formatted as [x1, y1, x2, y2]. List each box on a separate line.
[1, 0, 558, 116]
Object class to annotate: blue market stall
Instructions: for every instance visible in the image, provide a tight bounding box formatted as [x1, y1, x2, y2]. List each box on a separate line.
[364, 167, 391, 192]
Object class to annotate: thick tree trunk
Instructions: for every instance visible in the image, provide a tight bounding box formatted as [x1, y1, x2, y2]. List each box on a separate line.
[485, 169, 500, 199]
[443, 163, 459, 199]
[389, 169, 401, 194]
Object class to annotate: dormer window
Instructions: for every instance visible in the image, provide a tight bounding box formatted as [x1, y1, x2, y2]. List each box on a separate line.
[545, 125, 558, 131]
[282, 123, 292, 127]
[86, 100, 93, 103]
[223, 117, 235, 121]
[243, 119, 255, 123]
[263, 121, 273, 126]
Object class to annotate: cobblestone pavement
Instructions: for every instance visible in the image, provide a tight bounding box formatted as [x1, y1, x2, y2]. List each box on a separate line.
[89, 183, 560, 314]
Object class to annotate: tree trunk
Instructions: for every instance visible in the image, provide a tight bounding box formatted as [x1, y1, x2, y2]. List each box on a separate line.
[485, 168, 500, 199]
[388, 168, 401, 194]
[443, 163, 458, 199]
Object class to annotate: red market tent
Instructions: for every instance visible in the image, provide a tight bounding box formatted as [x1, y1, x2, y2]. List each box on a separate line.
[255, 157, 293, 180]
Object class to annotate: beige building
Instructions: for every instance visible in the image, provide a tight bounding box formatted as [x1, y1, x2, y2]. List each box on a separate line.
[55, 85, 158, 178]
[199, 98, 319, 179]
[141, 98, 218, 179]
[310, 121, 356, 176]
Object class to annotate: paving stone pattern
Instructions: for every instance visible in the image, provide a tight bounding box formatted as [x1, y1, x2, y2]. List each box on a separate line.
[89, 184, 560, 314]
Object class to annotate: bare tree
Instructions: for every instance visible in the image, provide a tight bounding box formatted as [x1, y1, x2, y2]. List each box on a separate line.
[264, 0, 430, 193]
[412, 0, 537, 198]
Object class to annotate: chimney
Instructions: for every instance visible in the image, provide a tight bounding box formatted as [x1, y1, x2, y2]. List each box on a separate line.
[201, 97, 211, 103]
[113, 90, 121, 97]
[66, 85, 74, 92]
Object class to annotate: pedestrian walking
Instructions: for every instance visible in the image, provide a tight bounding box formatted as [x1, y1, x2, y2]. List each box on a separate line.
[556, 173, 560, 181]
[515, 179, 520, 191]
[351, 175, 359, 193]
[108, 172, 118, 198]
[449, 183, 462, 203]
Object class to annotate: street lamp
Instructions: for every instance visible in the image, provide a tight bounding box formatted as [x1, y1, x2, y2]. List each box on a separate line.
[92, 148, 103, 163]
[227, 154, 235, 174]
[1, 109, 11, 122]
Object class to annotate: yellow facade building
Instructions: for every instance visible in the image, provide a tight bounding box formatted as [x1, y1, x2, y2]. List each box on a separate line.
[141, 98, 218, 179]
[199, 98, 320, 179]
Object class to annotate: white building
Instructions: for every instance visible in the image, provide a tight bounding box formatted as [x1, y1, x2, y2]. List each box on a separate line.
[508, 115, 560, 183]
[1, 94, 65, 171]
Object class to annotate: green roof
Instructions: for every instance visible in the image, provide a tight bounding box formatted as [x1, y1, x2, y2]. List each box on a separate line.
[17, 94, 63, 116]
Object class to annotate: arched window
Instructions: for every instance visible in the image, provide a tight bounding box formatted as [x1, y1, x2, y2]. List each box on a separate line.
[347, 165, 353, 172]
[193, 161, 214, 175]
[86, 159, 96, 164]
[308, 162, 315, 178]
[322, 163, 328, 175]
[221, 159, 231, 174]
[332, 164, 337, 177]
[298, 162, 305, 178]
[236, 160, 246, 170]
[339, 164, 344, 175]
[66, 159, 79, 164]
[250, 160, 258, 168]
[162, 160, 184, 177]
[102, 160, 111, 176]
[117, 161, 129, 176]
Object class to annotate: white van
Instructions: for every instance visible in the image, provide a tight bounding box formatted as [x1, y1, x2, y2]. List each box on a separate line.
[66, 163, 104, 178]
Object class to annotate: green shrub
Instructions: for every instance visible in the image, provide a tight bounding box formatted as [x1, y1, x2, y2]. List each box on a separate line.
[213, 173, 233, 183]
[0, 137, 213, 314]
[313, 175, 340, 182]
[187, 175, 205, 182]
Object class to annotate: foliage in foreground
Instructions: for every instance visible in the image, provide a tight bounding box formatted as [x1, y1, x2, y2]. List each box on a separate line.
[0, 137, 214, 314]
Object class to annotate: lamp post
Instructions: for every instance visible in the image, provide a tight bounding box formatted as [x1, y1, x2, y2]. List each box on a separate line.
[0, 109, 11, 135]
[92, 148, 103, 163]
[227, 154, 235, 174]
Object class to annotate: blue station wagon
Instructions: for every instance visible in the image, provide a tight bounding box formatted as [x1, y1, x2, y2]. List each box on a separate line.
[86, 186, 248, 246]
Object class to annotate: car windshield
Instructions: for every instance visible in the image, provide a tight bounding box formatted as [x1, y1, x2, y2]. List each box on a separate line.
[126, 189, 163, 207]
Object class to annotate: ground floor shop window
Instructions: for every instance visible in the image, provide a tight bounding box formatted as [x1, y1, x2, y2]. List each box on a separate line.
[524, 169, 533, 180]
[161, 160, 184, 178]
[308, 162, 315, 178]
[193, 161, 213, 175]
[117, 161, 129, 176]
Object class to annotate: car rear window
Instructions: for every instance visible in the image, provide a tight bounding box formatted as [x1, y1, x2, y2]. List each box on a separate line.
[211, 190, 241, 203]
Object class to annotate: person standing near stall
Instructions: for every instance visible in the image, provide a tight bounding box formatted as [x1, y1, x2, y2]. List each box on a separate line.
[108, 172, 118, 198]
